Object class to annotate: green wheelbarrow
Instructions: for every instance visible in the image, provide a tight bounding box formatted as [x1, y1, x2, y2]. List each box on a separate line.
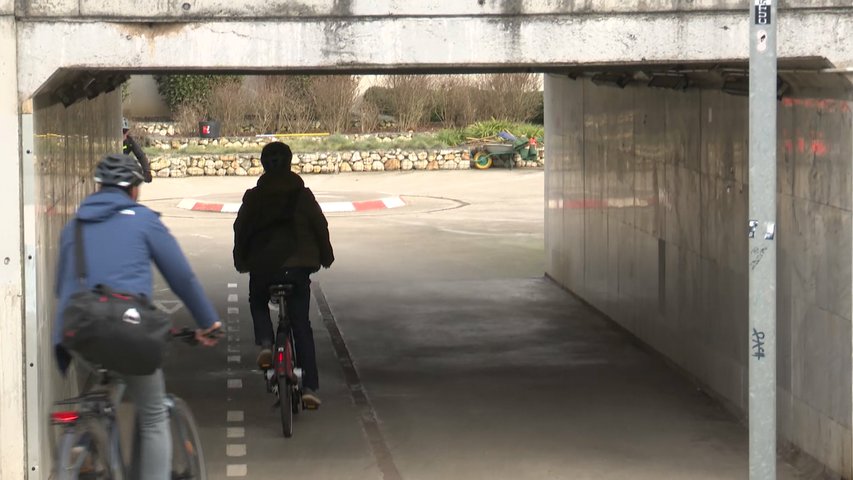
[471, 131, 538, 170]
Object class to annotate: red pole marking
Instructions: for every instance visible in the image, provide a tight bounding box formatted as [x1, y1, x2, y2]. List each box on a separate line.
[192, 202, 224, 212]
[353, 200, 386, 211]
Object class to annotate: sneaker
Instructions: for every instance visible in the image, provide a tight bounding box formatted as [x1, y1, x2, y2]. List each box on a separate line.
[256, 348, 272, 369]
[302, 389, 322, 409]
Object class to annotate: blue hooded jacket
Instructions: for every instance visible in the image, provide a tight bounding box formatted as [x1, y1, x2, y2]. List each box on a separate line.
[54, 187, 218, 368]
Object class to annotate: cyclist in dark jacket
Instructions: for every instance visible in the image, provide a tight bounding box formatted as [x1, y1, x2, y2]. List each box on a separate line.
[54, 153, 220, 480]
[233, 142, 334, 408]
[122, 118, 153, 183]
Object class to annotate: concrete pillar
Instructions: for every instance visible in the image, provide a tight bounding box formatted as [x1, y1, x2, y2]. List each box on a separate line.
[0, 13, 27, 480]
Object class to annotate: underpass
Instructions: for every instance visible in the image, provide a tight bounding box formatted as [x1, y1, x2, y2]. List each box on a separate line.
[2, 1, 853, 478]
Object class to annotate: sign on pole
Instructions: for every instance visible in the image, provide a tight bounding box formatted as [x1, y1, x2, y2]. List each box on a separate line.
[748, 1, 778, 479]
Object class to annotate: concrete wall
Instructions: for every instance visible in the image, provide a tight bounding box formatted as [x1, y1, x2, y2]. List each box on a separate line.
[0, 10, 25, 480]
[544, 74, 853, 477]
[13, 0, 853, 18]
[23, 91, 121, 476]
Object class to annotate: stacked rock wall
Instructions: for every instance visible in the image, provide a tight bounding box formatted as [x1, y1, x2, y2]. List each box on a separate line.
[149, 148, 544, 177]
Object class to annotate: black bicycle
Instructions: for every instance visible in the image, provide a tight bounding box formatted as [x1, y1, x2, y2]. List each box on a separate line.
[51, 328, 213, 480]
[262, 283, 306, 438]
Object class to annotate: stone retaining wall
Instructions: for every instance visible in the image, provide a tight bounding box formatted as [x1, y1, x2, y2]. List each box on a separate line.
[150, 149, 544, 177]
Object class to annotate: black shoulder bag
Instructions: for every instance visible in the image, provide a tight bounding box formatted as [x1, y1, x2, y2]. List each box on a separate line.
[60, 219, 171, 375]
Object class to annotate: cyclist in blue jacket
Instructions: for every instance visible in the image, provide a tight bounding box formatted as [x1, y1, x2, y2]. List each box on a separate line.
[54, 153, 221, 480]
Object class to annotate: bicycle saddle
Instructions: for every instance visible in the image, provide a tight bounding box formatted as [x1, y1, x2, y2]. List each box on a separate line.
[269, 284, 295, 298]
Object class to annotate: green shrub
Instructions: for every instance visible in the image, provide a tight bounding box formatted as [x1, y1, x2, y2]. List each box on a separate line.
[465, 119, 514, 139]
[512, 123, 545, 140]
[323, 134, 349, 151]
[362, 86, 394, 116]
[154, 75, 242, 113]
[359, 137, 383, 150]
[407, 134, 440, 150]
[436, 128, 466, 146]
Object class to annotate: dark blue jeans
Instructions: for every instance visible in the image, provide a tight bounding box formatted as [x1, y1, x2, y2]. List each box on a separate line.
[249, 267, 319, 391]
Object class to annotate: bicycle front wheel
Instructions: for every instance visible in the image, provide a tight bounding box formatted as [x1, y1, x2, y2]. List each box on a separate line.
[279, 376, 294, 438]
[169, 396, 207, 480]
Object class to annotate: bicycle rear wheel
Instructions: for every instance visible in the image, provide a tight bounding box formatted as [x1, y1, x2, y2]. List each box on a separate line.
[168, 396, 207, 480]
[55, 423, 115, 480]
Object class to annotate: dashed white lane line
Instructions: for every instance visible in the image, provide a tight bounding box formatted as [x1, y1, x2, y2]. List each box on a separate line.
[226, 284, 247, 478]
[226, 444, 247, 457]
[226, 464, 247, 477]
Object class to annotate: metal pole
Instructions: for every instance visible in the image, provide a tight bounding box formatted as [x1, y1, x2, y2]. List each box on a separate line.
[748, 1, 777, 479]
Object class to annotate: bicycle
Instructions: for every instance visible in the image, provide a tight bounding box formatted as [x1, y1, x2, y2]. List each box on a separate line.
[261, 283, 306, 438]
[51, 328, 216, 480]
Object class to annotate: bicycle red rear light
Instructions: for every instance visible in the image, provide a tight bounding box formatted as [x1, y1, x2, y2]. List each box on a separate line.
[277, 351, 284, 364]
[52, 411, 80, 424]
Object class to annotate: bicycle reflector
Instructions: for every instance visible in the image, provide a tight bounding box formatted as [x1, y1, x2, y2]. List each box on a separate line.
[276, 350, 286, 375]
[51, 411, 80, 424]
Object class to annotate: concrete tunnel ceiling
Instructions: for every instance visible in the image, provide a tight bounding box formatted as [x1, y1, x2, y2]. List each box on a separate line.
[38, 58, 853, 110]
[15, 3, 853, 102]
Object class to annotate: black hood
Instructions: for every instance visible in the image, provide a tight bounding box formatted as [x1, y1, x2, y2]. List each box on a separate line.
[241, 170, 305, 228]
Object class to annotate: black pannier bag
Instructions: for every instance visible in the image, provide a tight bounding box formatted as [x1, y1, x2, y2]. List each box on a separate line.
[61, 219, 171, 375]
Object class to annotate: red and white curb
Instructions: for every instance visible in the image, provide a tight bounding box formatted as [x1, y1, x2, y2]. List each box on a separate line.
[177, 196, 406, 213]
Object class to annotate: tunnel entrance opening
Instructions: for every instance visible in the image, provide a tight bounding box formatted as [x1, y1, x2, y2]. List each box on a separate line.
[18, 56, 853, 480]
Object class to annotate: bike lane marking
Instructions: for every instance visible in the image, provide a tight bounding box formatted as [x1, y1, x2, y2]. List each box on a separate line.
[226, 444, 247, 457]
[226, 464, 247, 477]
[225, 283, 247, 477]
[315, 283, 403, 480]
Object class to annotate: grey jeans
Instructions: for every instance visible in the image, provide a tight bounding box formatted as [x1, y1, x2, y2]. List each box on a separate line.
[125, 369, 171, 480]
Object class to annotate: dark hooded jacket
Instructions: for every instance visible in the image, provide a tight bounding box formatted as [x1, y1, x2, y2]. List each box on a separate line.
[233, 170, 334, 274]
